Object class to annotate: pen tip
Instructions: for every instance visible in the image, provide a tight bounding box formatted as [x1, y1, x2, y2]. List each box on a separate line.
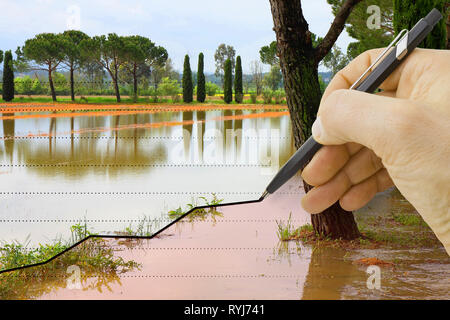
[260, 190, 269, 201]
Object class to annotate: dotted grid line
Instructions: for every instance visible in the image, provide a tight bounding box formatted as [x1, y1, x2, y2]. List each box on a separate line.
[0, 136, 291, 140]
[0, 191, 301, 195]
[2, 81, 283, 85]
[0, 247, 304, 252]
[0, 164, 271, 168]
[0, 219, 302, 223]
[5, 274, 302, 279]
[0, 107, 287, 112]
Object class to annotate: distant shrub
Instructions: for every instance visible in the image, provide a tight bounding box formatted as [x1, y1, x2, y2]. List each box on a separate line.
[14, 76, 33, 95]
[250, 93, 257, 104]
[273, 89, 285, 104]
[205, 82, 219, 96]
[172, 94, 181, 103]
[262, 89, 273, 104]
[159, 77, 180, 102]
[53, 73, 69, 95]
[149, 87, 160, 103]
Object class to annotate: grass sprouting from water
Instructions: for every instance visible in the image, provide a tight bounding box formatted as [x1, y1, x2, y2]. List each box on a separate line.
[276, 213, 314, 242]
[391, 213, 427, 227]
[168, 193, 224, 221]
[0, 223, 140, 299]
[119, 216, 163, 237]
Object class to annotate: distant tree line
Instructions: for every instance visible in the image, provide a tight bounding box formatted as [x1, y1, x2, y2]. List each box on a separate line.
[1, 37, 292, 104]
[7, 31, 171, 102]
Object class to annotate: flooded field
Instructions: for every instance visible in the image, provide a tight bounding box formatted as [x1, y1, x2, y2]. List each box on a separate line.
[0, 103, 294, 271]
[0, 103, 448, 299]
[1, 178, 448, 300]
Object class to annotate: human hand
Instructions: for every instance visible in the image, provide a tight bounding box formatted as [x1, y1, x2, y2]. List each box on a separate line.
[300, 48, 450, 254]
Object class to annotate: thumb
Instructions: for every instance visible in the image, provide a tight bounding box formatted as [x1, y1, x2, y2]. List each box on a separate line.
[312, 89, 409, 152]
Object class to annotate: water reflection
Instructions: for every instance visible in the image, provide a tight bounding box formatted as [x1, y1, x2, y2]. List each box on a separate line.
[0, 237, 140, 299]
[0, 107, 294, 271]
[182, 111, 193, 159]
[301, 247, 362, 300]
[2, 115, 14, 163]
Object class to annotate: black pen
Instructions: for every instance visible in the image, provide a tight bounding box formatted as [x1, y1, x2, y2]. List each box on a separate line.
[260, 8, 443, 200]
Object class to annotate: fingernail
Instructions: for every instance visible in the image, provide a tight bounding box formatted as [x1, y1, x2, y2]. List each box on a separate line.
[311, 116, 322, 140]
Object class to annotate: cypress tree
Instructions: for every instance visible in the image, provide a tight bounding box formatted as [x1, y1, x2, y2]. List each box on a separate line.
[197, 53, 206, 103]
[234, 55, 243, 103]
[394, 0, 447, 49]
[182, 54, 193, 103]
[2, 50, 14, 102]
[223, 59, 232, 104]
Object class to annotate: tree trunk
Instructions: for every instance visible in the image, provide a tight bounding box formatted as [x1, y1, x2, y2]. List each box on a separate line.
[112, 68, 121, 103]
[269, 0, 360, 240]
[303, 181, 360, 239]
[133, 64, 138, 101]
[113, 78, 121, 102]
[48, 65, 57, 102]
[70, 64, 75, 101]
[446, 3, 450, 49]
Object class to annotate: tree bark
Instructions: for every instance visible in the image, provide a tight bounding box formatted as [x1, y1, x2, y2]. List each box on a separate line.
[70, 63, 75, 101]
[446, 3, 450, 49]
[314, 0, 362, 63]
[113, 78, 121, 103]
[48, 64, 57, 102]
[112, 67, 121, 103]
[133, 64, 138, 101]
[269, 0, 360, 239]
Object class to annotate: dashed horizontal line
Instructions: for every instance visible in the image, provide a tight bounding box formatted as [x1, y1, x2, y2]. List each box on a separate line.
[0, 219, 302, 223]
[15, 274, 302, 279]
[0, 136, 291, 140]
[107, 275, 301, 278]
[0, 191, 301, 195]
[0, 247, 303, 252]
[0, 108, 287, 112]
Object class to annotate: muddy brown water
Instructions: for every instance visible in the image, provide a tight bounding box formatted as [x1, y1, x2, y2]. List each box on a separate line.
[33, 180, 449, 300]
[0, 105, 294, 254]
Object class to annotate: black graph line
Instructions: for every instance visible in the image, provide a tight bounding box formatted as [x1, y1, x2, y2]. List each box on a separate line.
[0, 196, 264, 274]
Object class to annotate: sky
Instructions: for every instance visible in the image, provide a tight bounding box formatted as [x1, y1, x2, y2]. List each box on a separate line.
[0, 0, 353, 73]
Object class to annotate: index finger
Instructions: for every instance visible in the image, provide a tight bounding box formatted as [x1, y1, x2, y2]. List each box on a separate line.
[321, 48, 403, 103]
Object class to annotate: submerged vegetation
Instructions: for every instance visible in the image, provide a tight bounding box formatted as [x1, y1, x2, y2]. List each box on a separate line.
[168, 193, 224, 221]
[0, 223, 140, 299]
[1, 194, 225, 278]
[120, 216, 164, 237]
[277, 190, 443, 250]
[276, 213, 314, 242]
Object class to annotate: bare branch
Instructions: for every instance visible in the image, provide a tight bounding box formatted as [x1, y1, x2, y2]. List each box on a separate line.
[314, 0, 362, 63]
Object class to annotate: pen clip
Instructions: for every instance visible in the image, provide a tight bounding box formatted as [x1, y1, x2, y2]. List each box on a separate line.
[350, 29, 409, 90]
